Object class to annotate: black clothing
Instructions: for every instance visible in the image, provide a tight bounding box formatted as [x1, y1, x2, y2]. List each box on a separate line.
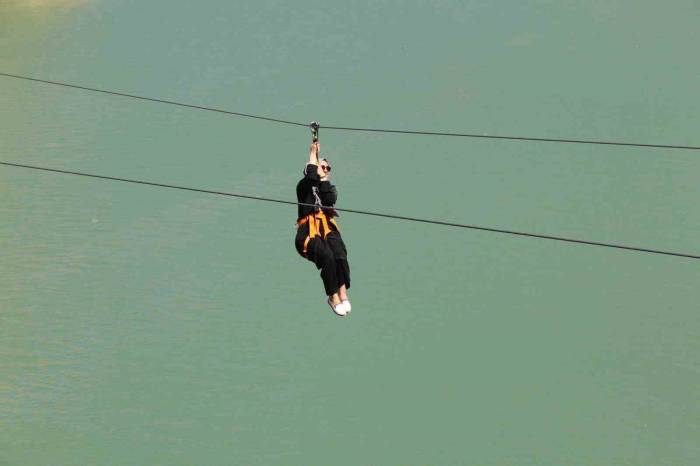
[295, 163, 350, 296]
[296, 164, 337, 220]
[295, 226, 350, 295]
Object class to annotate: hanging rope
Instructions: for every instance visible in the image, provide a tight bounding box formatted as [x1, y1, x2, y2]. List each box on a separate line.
[2, 160, 698, 261]
[2, 72, 698, 151]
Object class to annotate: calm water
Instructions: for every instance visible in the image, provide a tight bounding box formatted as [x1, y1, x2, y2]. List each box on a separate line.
[1, 1, 699, 464]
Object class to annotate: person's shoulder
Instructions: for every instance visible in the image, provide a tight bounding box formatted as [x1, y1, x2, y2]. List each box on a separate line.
[297, 173, 314, 186]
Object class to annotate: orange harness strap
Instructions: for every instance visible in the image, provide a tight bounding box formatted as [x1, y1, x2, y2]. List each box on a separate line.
[298, 210, 340, 256]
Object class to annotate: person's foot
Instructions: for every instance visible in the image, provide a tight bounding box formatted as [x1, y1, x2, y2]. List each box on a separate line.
[342, 300, 351, 314]
[328, 297, 347, 317]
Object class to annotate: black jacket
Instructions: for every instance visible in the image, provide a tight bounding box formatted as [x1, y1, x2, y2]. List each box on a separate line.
[296, 163, 337, 220]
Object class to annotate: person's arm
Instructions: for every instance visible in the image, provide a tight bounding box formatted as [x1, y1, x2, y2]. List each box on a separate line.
[308, 141, 319, 165]
[304, 141, 321, 182]
[318, 181, 337, 206]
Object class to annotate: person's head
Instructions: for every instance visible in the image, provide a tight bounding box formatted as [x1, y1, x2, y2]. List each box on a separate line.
[318, 157, 332, 178]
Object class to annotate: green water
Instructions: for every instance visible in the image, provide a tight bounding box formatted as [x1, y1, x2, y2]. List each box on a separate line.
[1, 1, 699, 464]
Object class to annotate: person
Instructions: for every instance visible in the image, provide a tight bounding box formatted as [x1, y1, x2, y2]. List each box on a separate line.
[295, 141, 351, 317]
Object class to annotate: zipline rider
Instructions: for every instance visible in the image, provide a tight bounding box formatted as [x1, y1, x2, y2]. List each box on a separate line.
[295, 127, 351, 317]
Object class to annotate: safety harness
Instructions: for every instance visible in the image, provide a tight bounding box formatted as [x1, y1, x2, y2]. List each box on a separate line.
[297, 186, 339, 256]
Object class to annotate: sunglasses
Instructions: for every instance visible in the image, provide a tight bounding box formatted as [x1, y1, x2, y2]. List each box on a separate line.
[321, 165, 331, 172]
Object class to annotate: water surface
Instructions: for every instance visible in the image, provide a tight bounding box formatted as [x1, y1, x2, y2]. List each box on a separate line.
[1, 1, 699, 464]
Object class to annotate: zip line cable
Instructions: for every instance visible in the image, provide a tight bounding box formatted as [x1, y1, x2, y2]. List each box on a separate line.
[321, 124, 700, 150]
[1, 160, 698, 261]
[2, 72, 699, 151]
[0, 72, 306, 128]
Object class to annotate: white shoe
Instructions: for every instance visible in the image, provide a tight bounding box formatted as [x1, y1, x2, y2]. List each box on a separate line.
[328, 298, 347, 317]
[342, 300, 352, 314]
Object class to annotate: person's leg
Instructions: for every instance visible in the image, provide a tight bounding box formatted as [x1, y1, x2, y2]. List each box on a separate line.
[326, 232, 351, 304]
[307, 238, 341, 305]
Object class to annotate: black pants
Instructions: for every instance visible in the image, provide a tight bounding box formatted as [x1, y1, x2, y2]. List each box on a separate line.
[295, 224, 351, 296]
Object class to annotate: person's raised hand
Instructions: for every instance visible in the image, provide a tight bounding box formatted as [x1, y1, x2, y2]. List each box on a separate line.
[309, 141, 320, 162]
